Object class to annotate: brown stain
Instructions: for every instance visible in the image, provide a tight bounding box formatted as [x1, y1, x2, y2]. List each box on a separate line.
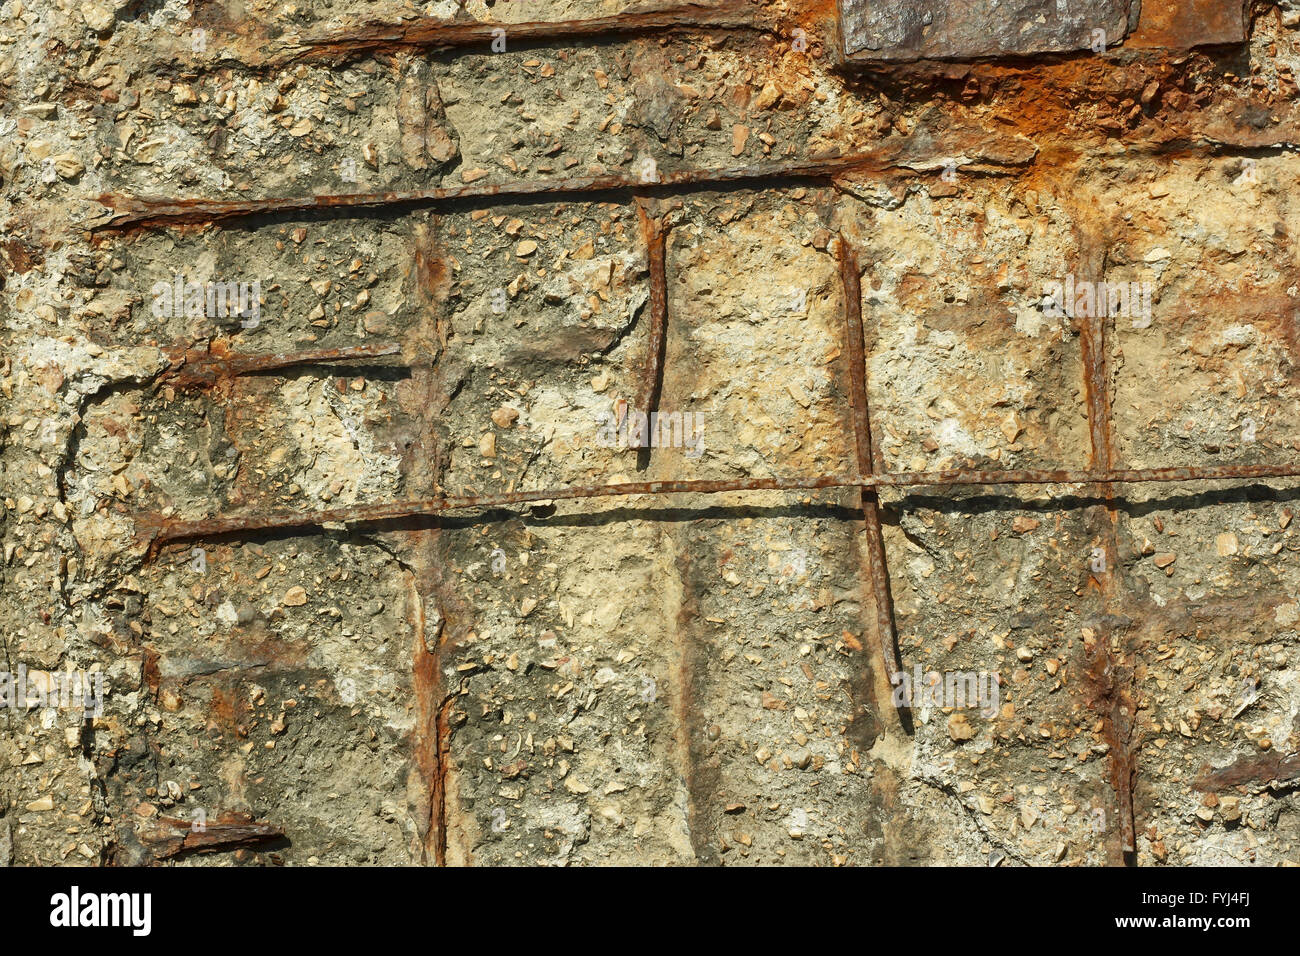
[408, 551, 446, 865]
[0, 237, 42, 274]
[866, 767, 909, 864]
[1135, 589, 1295, 643]
[225, 623, 312, 673]
[220, 376, 278, 514]
[141, 647, 161, 695]
[206, 684, 246, 737]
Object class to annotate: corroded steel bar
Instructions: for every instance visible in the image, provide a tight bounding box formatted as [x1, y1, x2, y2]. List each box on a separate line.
[1193, 751, 1300, 793]
[839, 238, 874, 481]
[95, 154, 889, 232]
[636, 201, 669, 459]
[136, 461, 1300, 545]
[259, 0, 761, 67]
[1081, 310, 1116, 475]
[140, 813, 284, 860]
[1081, 304, 1137, 860]
[163, 342, 402, 388]
[838, 236, 901, 678]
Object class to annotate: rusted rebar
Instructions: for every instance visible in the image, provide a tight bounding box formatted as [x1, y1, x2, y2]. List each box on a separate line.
[134, 461, 1300, 547]
[838, 235, 901, 682]
[162, 342, 402, 388]
[1192, 750, 1300, 793]
[256, 0, 762, 67]
[95, 154, 891, 232]
[1080, 300, 1138, 863]
[139, 812, 284, 860]
[1082, 312, 1116, 478]
[635, 200, 669, 470]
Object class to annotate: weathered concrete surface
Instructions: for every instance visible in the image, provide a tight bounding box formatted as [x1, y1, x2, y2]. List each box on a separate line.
[2, 0, 1300, 868]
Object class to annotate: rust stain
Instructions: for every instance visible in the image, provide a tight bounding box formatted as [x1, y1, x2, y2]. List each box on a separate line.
[1127, 0, 1249, 49]
[1072, 209, 1138, 865]
[409, 555, 446, 865]
[404, 220, 451, 867]
[394, 216, 476, 866]
[32, 0, 1298, 876]
[0, 237, 42, 275]
[1080, 312, 1115, 477]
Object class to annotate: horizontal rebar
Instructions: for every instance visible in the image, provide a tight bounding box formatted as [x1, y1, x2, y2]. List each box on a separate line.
[95, 153, 891, 231]
[257, 0, 761, 67]
[137, 461, 1300, 545]
[162, 342, 402, 387]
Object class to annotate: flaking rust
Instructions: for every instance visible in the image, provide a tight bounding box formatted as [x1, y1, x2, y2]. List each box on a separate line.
[8, 0, 1298, 873]
[1082, 632, 1139, 861]
[1193, 751, 1300, 794]
[258, 0, 765, 67]
[137, 812, 284, 862]
[160, 342, 402, 389]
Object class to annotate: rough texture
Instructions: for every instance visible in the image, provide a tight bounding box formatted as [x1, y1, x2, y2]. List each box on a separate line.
[841, 0, 1138, 62]
[2, 0, 1300, 868]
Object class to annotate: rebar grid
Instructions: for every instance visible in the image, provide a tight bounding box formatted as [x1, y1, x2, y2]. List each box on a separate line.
[94, 7, 1300, 868]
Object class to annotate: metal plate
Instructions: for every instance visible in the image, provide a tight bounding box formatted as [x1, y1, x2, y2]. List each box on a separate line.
[840, 0, 1139, 62]
[1127, 0, 1249, 48]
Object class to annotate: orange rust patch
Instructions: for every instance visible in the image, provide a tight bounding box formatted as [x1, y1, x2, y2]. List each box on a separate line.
[1128, 0, 1248, 49]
